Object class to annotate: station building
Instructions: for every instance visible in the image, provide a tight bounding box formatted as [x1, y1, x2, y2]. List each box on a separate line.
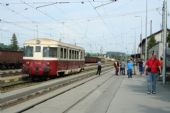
[139, 29, 170, 59]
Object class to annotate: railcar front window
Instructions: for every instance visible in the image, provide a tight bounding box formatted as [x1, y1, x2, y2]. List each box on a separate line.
[24, 46, 33, 57]
[43, 47, 58, 58]
[35, 46, 41, 52]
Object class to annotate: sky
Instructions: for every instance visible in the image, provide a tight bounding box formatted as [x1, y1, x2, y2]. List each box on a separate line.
[0, 0, 169, 54]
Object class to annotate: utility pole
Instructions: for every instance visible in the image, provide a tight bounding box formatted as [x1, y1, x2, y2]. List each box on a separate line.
[162, 0, 167, 84]
[145, 0, 148, 61]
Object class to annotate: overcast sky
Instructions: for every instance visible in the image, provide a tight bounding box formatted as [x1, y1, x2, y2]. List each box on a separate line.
[0, 0, 169, 54]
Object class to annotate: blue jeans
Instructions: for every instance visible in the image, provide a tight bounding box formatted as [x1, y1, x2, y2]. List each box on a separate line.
[139, 66, 144, 74]
[147, 72, 158, 92]
[128, 69, 132, 78]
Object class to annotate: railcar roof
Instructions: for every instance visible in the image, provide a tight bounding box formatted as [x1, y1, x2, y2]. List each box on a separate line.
[24, 38, 85, 50]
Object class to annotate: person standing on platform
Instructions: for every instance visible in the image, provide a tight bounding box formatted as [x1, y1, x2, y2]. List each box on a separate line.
[127, 59, 133, 78]
[160, 57, 163, 76]
[145, 54, 161, 94]
[138, 59, 144, 75]
[120, 61, 126, 75]
[96, 60, 102, 75]
[114, 61, 119, 75]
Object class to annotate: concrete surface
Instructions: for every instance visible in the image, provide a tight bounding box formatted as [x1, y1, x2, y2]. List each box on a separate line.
[1, 72, 170, 113]
[75, 76, 170, 113]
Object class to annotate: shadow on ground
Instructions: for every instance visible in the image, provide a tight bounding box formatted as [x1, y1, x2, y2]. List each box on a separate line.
[138, 104, 170, 113]
[126, 76, 170, 103]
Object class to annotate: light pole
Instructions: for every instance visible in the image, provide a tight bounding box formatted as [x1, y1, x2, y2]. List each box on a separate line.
[162, 0, 167, 84]
[145, 0, 148, 61]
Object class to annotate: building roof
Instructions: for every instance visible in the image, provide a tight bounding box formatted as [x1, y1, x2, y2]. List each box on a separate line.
[139, 29, 170, 47]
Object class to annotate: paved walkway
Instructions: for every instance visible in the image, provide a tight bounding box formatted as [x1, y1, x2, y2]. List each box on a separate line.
[86, 75, 170, 113]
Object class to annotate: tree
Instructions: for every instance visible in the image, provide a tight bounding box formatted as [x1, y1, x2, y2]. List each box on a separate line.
[148, 36, 156, 50]
[0, 43, 11, 50]
[167, 32, 170, 47]
[10, 33, 19, 51]
[86, 53, 91, 57]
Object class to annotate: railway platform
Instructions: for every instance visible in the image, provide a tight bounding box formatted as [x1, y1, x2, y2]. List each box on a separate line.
[1, 72, 170, 113]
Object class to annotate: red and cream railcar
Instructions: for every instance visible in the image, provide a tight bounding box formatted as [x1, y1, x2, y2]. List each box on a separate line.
[22, 38, 85, 79]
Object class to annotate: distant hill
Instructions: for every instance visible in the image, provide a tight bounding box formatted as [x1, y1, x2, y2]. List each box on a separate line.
[106, 51, 126, 58]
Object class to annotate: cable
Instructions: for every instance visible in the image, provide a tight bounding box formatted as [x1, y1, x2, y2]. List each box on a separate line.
[0, 1, 57, 36]
[0, 1, 112, 5]
[20, 0, 81, 37]
[88, 0, 116, 38]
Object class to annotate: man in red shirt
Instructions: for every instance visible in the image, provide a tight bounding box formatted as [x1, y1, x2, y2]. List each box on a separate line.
[145, 54, 161, 94]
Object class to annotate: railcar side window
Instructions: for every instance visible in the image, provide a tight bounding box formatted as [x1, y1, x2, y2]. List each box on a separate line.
[64, 48, 67, 59]
[77, 51, 79, 59]
[72, 50, 74, 59]
[75, 51, 78, 59]
[69, 50, 71, 59]
[80, 51, 82, 59]
[35, 46, 41, 52]
[24, 46, 33, 57]
[60, 48, 63, 58]
[43, 47, 58, 58]
[80, 51, 84, 60]
[74, 50, 76, 59]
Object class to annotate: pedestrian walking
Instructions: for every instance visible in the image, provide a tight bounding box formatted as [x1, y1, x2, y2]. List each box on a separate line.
[127, 59, 133, 78]
[96, 60, 102, 75]
[145, 54, 161, 94]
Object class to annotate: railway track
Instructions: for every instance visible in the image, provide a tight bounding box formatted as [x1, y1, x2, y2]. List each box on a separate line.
[0, 69, 22, 77]
[0, 66, 113, 110]
[0, 63, 113, 93]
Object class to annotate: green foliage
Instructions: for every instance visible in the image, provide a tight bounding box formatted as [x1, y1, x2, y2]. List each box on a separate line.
[85, 52, 102, 57]
[0, 43, 11, 50]
[10, 33, 19, 51]
[148, 36, 156, 50]
[86, 53, 91, 57]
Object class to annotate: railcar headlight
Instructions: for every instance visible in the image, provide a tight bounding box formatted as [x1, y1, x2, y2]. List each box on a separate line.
[46, 62, 50, 65]
[26, 61, 30, 65]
